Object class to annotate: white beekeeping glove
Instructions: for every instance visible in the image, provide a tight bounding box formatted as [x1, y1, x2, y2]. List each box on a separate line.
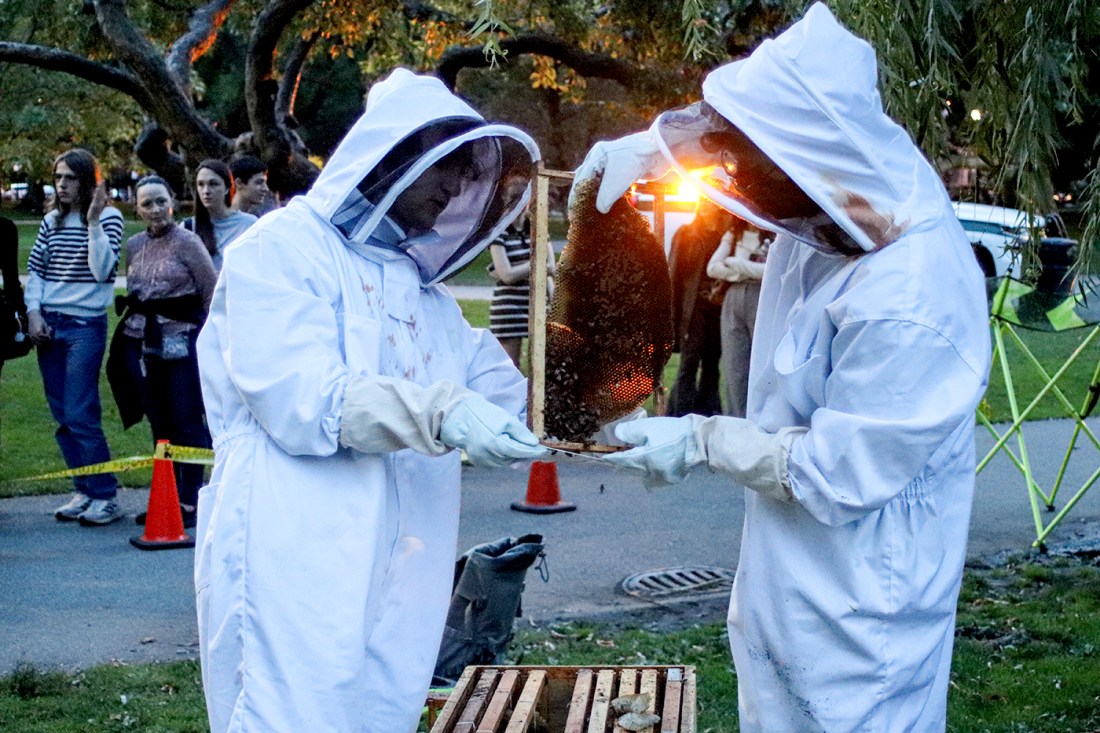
[603, 415, 806, 500]
[569, 132, 670, 214]
[601, 416, 707, 487]
[339, 376, 545, 468]
[439, 394, 547, 468]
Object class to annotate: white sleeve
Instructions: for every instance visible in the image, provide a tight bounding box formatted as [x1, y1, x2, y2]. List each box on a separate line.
[787, 319, 985, 526]
[214, 236, 353, 456]
[706, 232, 734, 280]
[87, 208, 123, 282]
[339, 376, 469, 455]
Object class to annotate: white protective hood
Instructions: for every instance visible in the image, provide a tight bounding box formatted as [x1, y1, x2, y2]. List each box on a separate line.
[303, 68, 541, 285]
[656, 2, 947, 254]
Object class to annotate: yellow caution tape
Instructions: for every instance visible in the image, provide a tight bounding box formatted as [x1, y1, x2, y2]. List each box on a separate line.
[9, 442, 216, 482]
[17, 456, 157, 481]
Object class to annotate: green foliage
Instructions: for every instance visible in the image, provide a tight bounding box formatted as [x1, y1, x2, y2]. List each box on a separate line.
[0, 660, 208, 733]
[951, 557, 1100, 733]
[0, 68, 143, 184]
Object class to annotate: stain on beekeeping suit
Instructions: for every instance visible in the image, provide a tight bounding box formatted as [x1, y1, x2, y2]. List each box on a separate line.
[545, 177, 674, 442]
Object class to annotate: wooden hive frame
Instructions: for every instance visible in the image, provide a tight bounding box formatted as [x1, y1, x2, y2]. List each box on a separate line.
[428, 664, 697, 733]
[526, 166, 676, 450]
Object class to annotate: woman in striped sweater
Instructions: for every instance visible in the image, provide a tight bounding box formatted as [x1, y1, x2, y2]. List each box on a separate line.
[487, 215, 555, 367]
[26, 149, 124, 526]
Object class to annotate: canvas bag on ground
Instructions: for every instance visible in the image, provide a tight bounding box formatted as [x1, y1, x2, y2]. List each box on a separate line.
[432, 533, 546, 685]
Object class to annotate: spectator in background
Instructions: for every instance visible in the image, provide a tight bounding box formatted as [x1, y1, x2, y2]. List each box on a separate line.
[182, 160, 257, 272]
[107, 176, 216, 528]
[25, 148, 124, 526]
[666, 198, 733, 417]
[229, 156, 276, 217]
[707, 220, 770, 417]
[1, 207, 31, 376]
[487, 208, 556, 367]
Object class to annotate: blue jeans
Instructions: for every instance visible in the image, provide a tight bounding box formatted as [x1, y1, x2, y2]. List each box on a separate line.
[36, 311, 118, 499]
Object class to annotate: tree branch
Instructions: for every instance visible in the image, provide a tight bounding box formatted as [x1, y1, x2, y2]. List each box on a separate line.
[435, 31, 644, 90]
[246, 0, 316, 147]
[92, 0, 230, 161]
[0, 41, 154, 112]
[245, 0, 320, 194]
[275, 28, 319, 125]
[165, 0, 238, 86]
[400, 0, 464, 25]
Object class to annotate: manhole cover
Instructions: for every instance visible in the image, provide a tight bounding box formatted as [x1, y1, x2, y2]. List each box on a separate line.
[621, 566, 736, 598]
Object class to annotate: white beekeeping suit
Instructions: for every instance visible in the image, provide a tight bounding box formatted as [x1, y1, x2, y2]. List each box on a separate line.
[195, 68, 544, 733]
[580, 4, 991, 731]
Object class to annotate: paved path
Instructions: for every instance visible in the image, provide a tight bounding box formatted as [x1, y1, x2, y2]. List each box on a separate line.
[2, 417, 1098, 674]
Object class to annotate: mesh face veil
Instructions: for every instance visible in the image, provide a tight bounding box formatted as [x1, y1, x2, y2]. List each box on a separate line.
[653, 102, 864, 255]
[332, 120, 539, 285]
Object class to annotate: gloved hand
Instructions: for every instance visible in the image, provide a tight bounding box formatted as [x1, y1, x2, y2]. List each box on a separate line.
[569, 131, 671, 214]
[604, 414, 808, 499]
[602, 416, 707, 487]
[439, 394, 548, 468]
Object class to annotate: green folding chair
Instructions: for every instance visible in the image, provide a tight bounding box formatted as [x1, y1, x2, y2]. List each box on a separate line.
[977, 275, 1100, 551]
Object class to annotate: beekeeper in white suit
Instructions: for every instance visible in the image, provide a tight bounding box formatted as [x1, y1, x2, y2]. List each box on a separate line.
[577, 5, 990, 732]
[194, 68, 546, 733]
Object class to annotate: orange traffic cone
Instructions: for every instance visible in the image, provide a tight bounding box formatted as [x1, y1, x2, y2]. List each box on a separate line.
[511, 461, 576, 514]
[130, 441, 195, 551]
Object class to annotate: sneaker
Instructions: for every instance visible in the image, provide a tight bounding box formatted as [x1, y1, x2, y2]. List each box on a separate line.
[77, 499, 124, 526]
[54, 493, 91, 522]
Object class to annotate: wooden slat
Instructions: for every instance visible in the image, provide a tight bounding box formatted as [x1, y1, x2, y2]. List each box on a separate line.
[659, 668, 683, 733]
[431, 667, 479, 733]
[587, 669, 616, 733]
[528, 168, 551, 438]
[426, 691, 451, 728]
[503, 670, 547, 733]
[563, 669, 594, 733]
[680, 668, 697, 733]
[454, 670, 499, 733]
[478, 669, 521, 733]
[541, 440, 624, 455]
[539, 168, 576, 180]
[618, 668, 637, 697]
[612, 669, 637, 733]
[639, 669, 659, 733]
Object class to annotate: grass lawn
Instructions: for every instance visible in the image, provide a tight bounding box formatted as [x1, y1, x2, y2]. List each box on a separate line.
[2, 554, 1098, 732]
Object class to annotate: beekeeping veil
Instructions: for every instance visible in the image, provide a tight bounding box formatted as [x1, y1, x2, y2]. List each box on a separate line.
[651, 2, 945, 255]
[305, 68, 540, 285]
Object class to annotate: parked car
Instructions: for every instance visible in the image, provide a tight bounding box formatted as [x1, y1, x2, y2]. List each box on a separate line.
[952, 201, 1068, 279]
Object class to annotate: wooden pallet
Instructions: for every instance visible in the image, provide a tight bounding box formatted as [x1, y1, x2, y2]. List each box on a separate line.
[428, 665, 696, 733]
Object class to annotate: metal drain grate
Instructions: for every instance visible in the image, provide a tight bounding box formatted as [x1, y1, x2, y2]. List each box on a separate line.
[621, 566, 736, 598]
